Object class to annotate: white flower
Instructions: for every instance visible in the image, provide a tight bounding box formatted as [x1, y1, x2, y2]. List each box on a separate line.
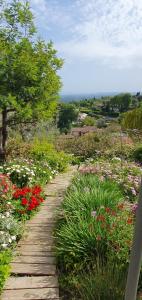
[5, 212, 10, 217]
[9, 238, 12, 243]
[11, 236, 16, 241]
[2, 243, 8, 248]
[50, 176, 52, 180]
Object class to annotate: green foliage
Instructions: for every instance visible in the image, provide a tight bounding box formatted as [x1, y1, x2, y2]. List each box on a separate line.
[81, 116, 95, 126]
[97, 118, 107, 128]
[0, 250, 12, 293]
[55, 174, 135, 299]
[30, 138, 71, 172]
[132, 145, 142, 163]
[0, 0, 63, 157]
[122, 107, 142, 131]
[56, 133, 100, 161]
[56, 175, 123, 269]
[58, 103, 79, 132]
[74, 262, 127, 300]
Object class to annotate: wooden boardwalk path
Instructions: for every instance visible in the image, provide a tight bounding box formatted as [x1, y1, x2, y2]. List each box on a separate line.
[1, 168, 76, 300]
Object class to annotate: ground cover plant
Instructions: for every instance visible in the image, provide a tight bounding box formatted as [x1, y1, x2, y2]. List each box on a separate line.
[80, 159, 142, 201]
[55, 171, 141, 299]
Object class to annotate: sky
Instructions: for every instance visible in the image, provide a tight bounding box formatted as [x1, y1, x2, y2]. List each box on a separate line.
[30, 0, 142, 95]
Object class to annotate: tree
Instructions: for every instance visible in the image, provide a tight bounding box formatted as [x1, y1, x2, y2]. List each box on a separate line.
[122, 107, 142, 131]
[110, 93, 132, 113]
[0, 0, 63, 160]
[57, 103, 79, 133]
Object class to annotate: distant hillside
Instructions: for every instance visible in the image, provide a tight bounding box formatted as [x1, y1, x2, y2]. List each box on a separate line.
[60, 92, 124, 102]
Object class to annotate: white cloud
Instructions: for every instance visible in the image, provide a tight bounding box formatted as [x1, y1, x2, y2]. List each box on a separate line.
[31, 0, 142, 69]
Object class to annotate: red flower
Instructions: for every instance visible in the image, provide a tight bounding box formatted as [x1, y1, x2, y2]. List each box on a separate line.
[97, 215, 105, 222]
[21, 198, 28, 206]
[105, 207, 111, 213]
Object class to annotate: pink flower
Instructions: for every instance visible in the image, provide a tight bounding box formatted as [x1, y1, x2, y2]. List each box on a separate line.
[91, 211, 97, 217]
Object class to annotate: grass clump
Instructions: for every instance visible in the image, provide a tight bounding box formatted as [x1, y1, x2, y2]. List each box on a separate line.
[55, 173, 134, 299]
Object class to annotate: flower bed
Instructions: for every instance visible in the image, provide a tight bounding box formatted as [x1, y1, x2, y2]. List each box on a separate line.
[0, 160, 50, 293]
[79, 158, 142, 201]
[55, 170, 141, 300]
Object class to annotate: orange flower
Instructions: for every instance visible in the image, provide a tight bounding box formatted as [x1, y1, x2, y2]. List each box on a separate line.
[96, 235, 101, 241]
[117, 203, 124, 210]
[127, 218, 133, 225]
[97, 215, 105, 222]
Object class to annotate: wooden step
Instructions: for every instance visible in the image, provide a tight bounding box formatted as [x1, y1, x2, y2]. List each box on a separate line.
[1, 288, 59, 300]
[5, 276, 58, 289]
[13, 256, 55, 264]
[11, 263, 56, 275]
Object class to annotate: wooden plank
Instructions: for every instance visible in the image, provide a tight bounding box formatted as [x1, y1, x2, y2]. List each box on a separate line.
[25, 224, 55, 229]
[11, 263, 56, 275]
[1, 288, 59, 300]
[14, 251, 54, 257]
[19, 237, 54, 245]
[27, 218, 56, 224]
[24, 229, 53, 235]
[13, 256, 55, 264]
[5, 276, 58, 290]
[18, 245, 53, 252]
[22, 233, 53, 239]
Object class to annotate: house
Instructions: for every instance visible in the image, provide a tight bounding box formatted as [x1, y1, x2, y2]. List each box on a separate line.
[78, 113, 88, 122]
[71, 126, 96, 137]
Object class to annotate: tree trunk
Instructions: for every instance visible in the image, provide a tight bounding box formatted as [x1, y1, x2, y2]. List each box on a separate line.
[125, 179, 142, 300]
[0, 108, 8, 163]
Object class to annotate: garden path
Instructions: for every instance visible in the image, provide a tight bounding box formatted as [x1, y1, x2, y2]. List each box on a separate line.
[1, 167, 76, 300]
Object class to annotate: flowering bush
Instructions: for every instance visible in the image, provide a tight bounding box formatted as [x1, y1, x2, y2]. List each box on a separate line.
[1, 162, 36, 188]
[79, 159, 142, 201]
[2, 159, 58, 187]
[12, 185, 45, 220]
[0, 212, 22, 250]
[0, 175, 14, 213]
[55, 173, 138, 299]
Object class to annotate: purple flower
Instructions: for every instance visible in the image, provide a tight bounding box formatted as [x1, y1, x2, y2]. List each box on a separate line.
[91, 210, 97, 217]
[132, 203, 138, 214]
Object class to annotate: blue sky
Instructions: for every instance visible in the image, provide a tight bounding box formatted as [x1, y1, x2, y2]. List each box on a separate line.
[31, 0, 142, 95]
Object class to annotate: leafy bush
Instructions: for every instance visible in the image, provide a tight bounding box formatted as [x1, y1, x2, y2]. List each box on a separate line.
[56, 127, 135, 162]
[132, 145, 142, 163]
[6, 135, 31, 160]
[97, 118, 107, 128]
[0, 250, 12, 293]
[81, 116, 95, 126]
[0, 212, 22, 250]
[30, 139, 71, 171]
[2, 162, 36, 187]
[73, 262, 127, 300]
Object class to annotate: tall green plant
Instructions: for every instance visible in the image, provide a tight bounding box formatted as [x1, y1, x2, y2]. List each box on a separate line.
[0, 0, 63, 160]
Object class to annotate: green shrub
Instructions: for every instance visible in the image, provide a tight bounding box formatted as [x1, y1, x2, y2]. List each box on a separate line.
[0, 250, 12, 293]
[55, 175, 124, 272]
[132, 145, 142, 163]
[55, 173, 135, 299]
[30, 139, 71, 172]
[74, 262, 127, 300]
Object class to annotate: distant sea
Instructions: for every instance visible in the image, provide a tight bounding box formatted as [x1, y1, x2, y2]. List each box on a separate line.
[60, 92, 122, 102]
